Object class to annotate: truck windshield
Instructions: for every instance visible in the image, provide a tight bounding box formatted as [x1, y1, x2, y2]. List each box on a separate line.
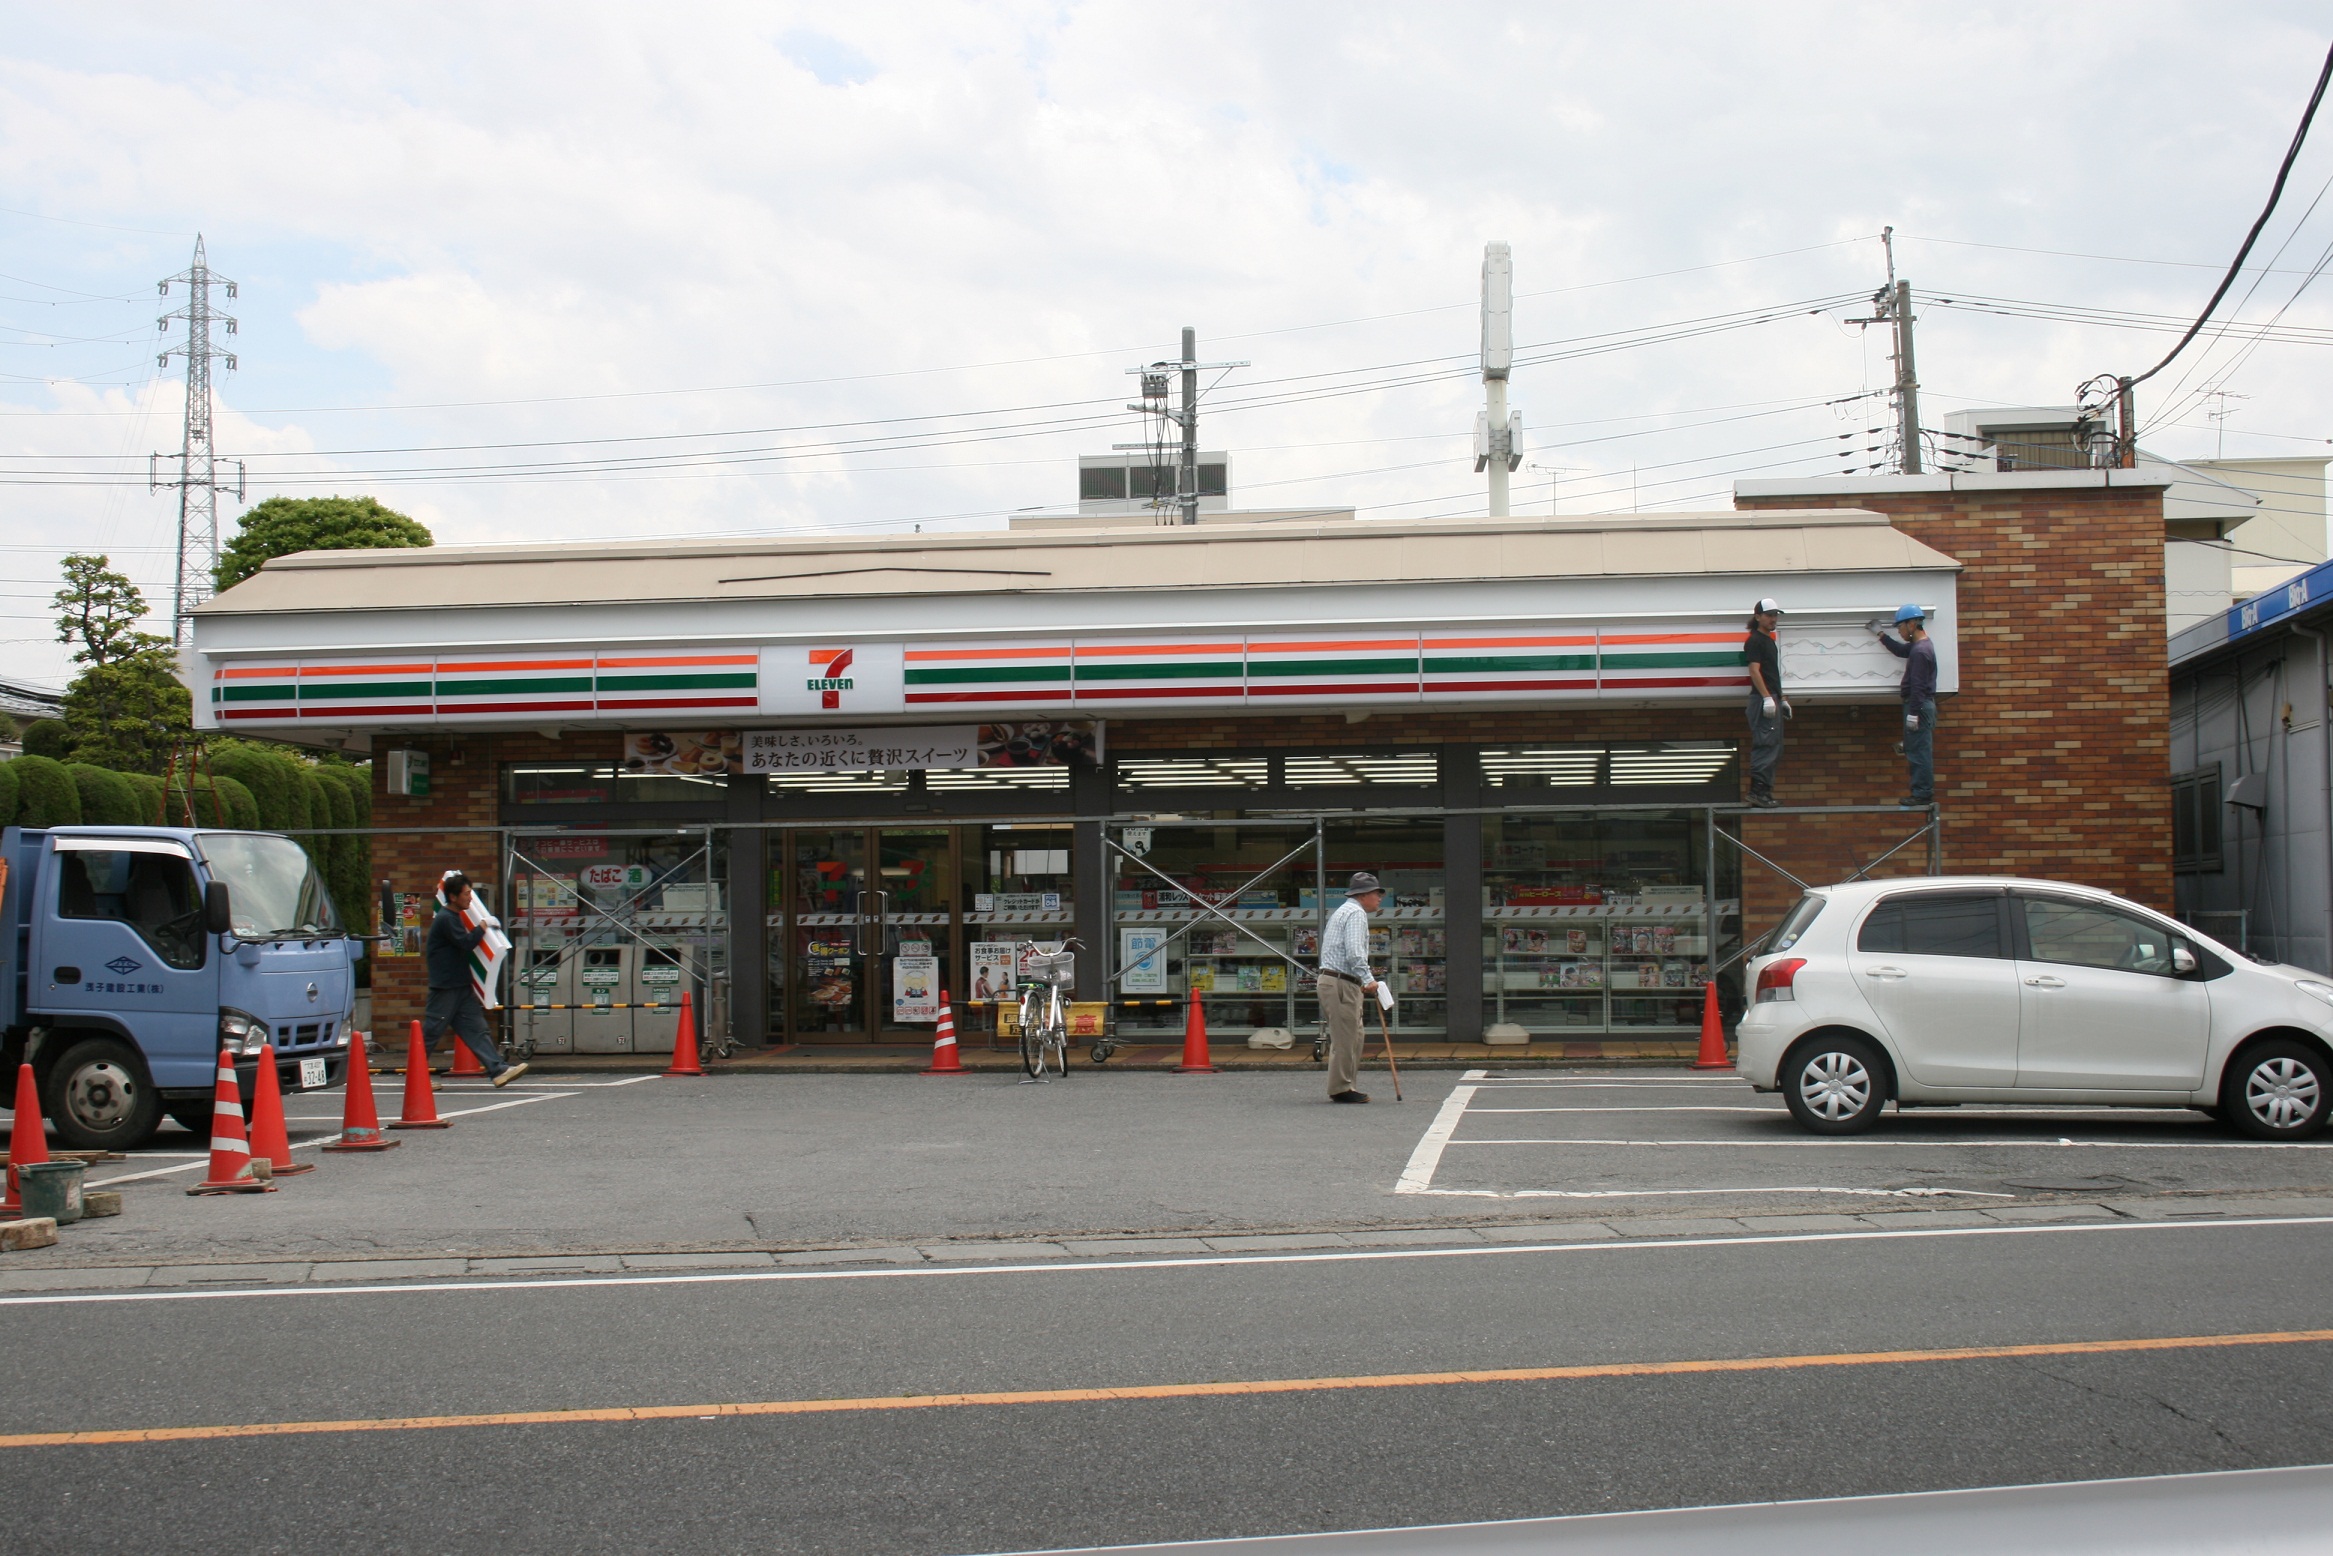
[197, 833, 342, 938]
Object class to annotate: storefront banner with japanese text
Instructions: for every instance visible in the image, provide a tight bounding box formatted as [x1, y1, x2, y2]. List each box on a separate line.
[744, 726, 978, 773]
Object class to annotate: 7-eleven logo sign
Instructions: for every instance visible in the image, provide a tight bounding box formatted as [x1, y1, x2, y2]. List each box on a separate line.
[807, 648, 855, 710]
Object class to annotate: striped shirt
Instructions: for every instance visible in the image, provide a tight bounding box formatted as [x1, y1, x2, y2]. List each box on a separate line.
[1320, 897, 1375, 981]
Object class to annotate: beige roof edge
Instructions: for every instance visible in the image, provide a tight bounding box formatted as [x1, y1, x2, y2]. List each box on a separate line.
[246, 506, 1913, 573]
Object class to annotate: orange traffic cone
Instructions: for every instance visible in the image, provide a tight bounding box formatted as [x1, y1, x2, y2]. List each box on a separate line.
[245, 1044, 315, 1177]
[449, 1030, 485, 1077]
[3, 1062, 50, 1217]
[388, 1019, 450, 1129]
[1175, 990, 1216, 1074]
[921, 992, 967, 1074]
[1693, 981, 1731, 1071]
[324, 1031, 399, 1153]
[188, 1048, 276, 1195]
[665, 990, 705, 1077]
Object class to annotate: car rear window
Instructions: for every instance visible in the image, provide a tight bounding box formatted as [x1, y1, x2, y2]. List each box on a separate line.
[1768, 894, 1827, 953]
[1857, 894, 2005, 959]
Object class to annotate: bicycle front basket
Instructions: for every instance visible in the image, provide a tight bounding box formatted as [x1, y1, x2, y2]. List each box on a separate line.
[1026, 949, 1076, 986]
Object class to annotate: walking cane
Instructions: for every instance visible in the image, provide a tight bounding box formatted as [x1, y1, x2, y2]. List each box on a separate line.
[1373, 991, 1403, 1102]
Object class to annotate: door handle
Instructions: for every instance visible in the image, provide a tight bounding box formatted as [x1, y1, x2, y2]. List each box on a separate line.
[1863, 966, 1909, 980]
[2024, 975, 2066, 989]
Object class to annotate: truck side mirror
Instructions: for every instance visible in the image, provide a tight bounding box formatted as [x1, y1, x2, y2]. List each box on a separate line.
[204, 880, 232, 936]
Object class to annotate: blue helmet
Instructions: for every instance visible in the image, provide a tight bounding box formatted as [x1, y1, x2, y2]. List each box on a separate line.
[1894, 604, 1927, 625]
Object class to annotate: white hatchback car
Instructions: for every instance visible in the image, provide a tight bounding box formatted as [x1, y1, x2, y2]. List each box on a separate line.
[1738, 876, 2333, 1139]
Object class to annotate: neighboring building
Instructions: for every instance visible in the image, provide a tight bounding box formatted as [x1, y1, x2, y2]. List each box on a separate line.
[0, 676, 64, 757]
[1077, 451, 1231, 517]
[1940, 406, 2328, 636]
[2168, 560, 2333, 972]
[186, 468, 2173, 1054]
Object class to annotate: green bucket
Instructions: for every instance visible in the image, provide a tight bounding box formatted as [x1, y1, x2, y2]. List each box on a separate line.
[18, 1159, 86, 1225]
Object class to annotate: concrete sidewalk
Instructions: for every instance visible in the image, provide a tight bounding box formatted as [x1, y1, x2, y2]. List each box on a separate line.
[450, 1038, 1710, 1074]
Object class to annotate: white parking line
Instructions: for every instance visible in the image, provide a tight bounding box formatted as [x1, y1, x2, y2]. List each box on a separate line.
[1403, 1184, 2017, 1200]
[1446, 1136, 2333, 1150]
[1394, 1083, 1476, 1193]
[86, 1093, 574, 1186]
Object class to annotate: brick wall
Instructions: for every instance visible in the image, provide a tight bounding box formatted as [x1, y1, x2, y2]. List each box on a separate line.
[1737, 484, 2174, 914]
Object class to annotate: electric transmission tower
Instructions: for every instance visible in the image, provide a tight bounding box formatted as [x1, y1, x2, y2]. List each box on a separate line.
[151, 234, 245, 644]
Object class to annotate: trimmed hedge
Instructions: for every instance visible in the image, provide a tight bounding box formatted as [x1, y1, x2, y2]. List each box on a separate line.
[124, 772, 165, 825]
[313, 763, 364, 931]
[20, 720, 68, 760]
[161, 773, 263, 831]
[66, 764, 142, 825]
[206, 745, 298, 829]
[214, 774, 261, 831]
[0, 760, 16, 826]
[11, 755, 81, 826]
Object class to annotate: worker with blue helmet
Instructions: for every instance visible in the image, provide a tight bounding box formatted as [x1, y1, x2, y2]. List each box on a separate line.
[1871, 605, 1938, 807]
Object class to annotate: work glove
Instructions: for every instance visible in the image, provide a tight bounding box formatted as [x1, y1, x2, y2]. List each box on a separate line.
[1761, 697, 1777, 718]
[1905, 713, 1920, 731]
[1781, 700, 1793, 719]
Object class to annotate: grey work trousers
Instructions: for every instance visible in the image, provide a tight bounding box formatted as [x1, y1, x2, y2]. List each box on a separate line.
[422, 985, 507, 1075]
[1903, 696, 1938, 802]
[1745, 693, 1785, 797]
[1321, 973, 1366, 1097]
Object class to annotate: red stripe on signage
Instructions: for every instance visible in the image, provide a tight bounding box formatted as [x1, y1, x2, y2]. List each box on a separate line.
[1072, 686, 1246, 699]
[430, 700, 596, 715]
[294, 704, 436, 719]
[904, 690, 1075, 703]
[595, 697, 758, 710]
[1248, 682, 1418, 697]
[1422, 678, 1597, 693]
[1599, 676, 1745, 689]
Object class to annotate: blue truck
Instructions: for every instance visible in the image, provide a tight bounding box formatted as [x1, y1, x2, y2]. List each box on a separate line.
[1, 825, 358, 1151]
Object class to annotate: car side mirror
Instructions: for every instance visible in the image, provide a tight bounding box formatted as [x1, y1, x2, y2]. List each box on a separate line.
[2171, 945, 2198, 975]
[204, 880, 232, 936]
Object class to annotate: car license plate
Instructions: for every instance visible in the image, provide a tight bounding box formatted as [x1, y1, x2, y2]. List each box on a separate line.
[299, 1056, 329, 1090]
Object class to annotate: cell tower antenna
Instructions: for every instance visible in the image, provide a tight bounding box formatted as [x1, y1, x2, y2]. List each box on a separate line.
[150, 234, 246, 645]
[1474, 243, 1522, 515]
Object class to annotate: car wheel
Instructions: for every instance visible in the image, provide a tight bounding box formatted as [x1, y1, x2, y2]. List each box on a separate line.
[2221, 1039, 2331, 1140]
[1781, 1034, 1889, 1135]
[39, 1036, 163, 1152]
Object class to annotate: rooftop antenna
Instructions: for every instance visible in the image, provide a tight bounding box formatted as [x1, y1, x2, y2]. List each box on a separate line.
[1475, 242, 1522, 515]
[150, 234, 246, 644]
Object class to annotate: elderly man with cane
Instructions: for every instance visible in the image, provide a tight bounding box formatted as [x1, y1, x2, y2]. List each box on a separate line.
[1317, 871, 1386, 1104]
[424, 870, 529, 1087]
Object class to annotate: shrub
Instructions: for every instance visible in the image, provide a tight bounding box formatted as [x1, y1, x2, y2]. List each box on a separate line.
[11, 755, 81, 826]
[213, 774, 261, 831]
[65, 764, 142, 825]
[20, 720, 69, 760]
[124, 772, 167, 825]
[0, 760, 17, 826]
[206, 743, 297, 829]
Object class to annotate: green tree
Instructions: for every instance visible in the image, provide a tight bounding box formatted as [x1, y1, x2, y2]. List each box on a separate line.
[19, 719, 68, 760]
[0, 760, 18, 825]
[52, 554, 189, 775]
[213, 496, 432, 593]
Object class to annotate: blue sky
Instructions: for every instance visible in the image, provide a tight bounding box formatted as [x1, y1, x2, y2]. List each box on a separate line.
[2, 2, 2329, 686]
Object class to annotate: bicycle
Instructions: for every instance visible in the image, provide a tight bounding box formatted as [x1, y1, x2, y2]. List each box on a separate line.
[1014, 937, 1080, 1082]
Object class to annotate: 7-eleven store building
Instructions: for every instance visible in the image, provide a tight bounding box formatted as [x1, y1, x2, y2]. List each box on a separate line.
[186, 487, 2160, 1056]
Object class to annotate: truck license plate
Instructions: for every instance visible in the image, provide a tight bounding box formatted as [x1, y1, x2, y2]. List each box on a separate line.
[299, 1057, 329, 1090]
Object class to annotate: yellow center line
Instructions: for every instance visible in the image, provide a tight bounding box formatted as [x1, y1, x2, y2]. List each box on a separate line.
[9, 1328, 2329, 1449]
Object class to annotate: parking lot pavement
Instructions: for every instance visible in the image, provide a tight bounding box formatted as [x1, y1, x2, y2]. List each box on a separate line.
[6, 1068, 2332, 1281]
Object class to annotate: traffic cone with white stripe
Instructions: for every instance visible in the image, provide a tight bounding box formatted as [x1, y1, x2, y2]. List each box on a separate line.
[188, 1048, 276, 1195]
[3, 1062, 50, 1217]
[323, 1031, 399, 1153]
[921, 991, 966, 1074]
[245, 1043, 314, 1176]
[389, 1020, 449, 1129]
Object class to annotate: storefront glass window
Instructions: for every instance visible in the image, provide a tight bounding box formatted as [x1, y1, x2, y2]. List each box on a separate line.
[1481, 811, 1733, 1034]
[965, 824, 1075, 1014]
[507, 829, 725, 1058]
[504, 763, 729, 805]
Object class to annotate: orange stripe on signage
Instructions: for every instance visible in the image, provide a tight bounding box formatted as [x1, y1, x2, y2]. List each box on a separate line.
[436, 658, 592, 673]
[904, 646, 1068, 661]
[594, 655, 756, 668]
[213, 666, 298, 680]
[1075, 642, 1240, 657]
[298, 663, 433, 678]
[6, 1328, 2325, 1449]
[1250, 640, 1418, 654]
[1424, 636, 1596, 649]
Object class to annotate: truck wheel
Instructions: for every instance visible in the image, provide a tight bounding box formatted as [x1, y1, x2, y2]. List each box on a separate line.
[41, 1036, 163, 1152]
[166, 1103, 214, 1139]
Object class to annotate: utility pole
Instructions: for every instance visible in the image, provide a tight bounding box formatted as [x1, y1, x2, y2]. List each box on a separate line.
[150, 235, 245, 644]
[1855, 228, 1923, 475]
[1475, 242, 1522, 514]
[1123, 328, 1245, 525]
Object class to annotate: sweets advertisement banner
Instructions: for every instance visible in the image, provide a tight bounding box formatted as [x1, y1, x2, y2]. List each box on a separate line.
[623, 722, 1100, 775]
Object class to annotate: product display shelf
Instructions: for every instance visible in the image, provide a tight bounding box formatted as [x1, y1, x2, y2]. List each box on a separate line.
[1484, 898, 1739, 1033]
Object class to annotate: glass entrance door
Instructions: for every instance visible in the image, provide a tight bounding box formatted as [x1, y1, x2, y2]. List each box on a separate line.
[784, 827, 959, 1042]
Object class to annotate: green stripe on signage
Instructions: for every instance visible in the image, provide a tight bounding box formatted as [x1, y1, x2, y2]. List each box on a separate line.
[1074, 660, 1243, 682]
[1248, 657, 1417, 678]
[1598, 651, 1745, 670]
[288, 681, 432, 702]
[436, 676, 594, 695]
[593, 673, 756, 692]
[217, 685, 297, 703]
[1424, 653, 1594, 673]
[904, 664, 1072, 685]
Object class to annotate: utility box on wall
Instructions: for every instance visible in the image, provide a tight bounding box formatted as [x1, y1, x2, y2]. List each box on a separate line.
[386, 748, 430, 797]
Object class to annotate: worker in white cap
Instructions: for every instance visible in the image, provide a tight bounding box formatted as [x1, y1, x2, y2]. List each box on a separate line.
[1743, 598, 1790, 808]
[1871, 605, 1938, 807]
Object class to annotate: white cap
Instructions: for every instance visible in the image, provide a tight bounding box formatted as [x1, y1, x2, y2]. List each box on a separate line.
[1753, 597, 1784, 616]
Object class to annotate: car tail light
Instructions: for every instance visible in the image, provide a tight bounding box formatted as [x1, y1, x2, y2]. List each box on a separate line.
[1755, 958, 1807, 1003]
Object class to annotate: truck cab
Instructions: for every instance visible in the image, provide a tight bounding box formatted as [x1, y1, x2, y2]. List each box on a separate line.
[1, 825, 358, 1151]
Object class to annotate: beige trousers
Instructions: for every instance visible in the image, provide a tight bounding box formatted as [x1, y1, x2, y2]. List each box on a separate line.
[1321, 973, 1366, 1096]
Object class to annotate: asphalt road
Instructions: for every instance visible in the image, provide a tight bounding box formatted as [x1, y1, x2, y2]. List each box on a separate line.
[5, 1213, 2333, 1553]
[10, 1068, 2333, 1270]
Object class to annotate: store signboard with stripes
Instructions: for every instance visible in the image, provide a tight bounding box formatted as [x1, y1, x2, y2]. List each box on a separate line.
[203, 626, 1788, 726]
[204, 651, 759, 727]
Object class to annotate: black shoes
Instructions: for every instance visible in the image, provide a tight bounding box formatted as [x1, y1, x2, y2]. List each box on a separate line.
[1747, 792, 1779, 809]
[1331, 1090, 1371, 1104]
[1901, 796, 1933, 809]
